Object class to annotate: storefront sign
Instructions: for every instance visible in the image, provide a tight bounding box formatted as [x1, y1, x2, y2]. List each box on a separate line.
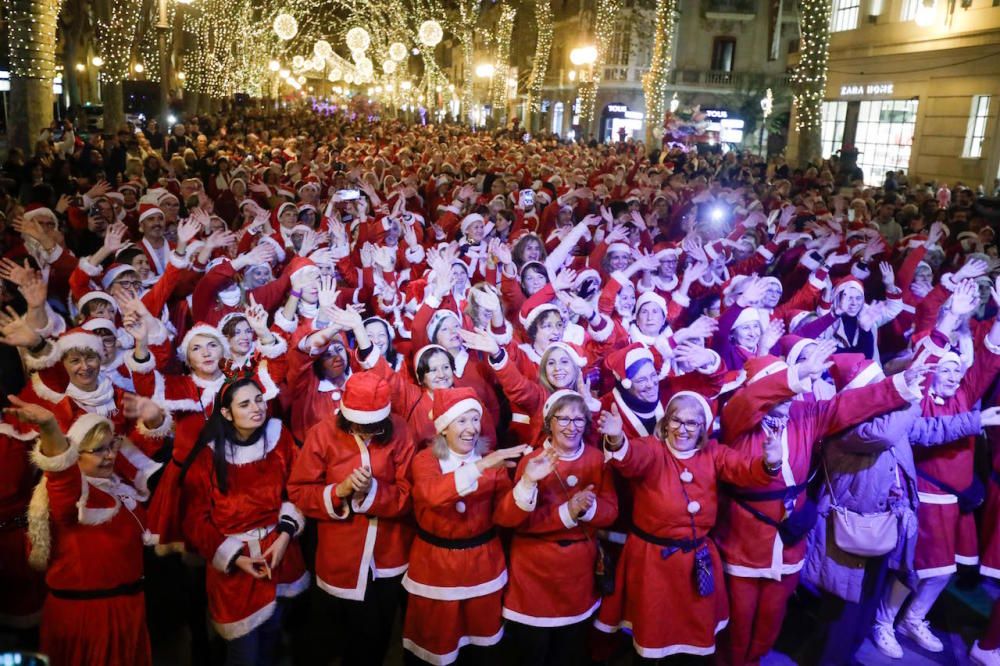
[704, 109, 729, 119]
[607, 104, 628, 113]
[840, 82, 894, 97]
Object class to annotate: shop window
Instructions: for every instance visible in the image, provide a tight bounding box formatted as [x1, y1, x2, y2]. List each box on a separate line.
[552, 102, 565, 136]
[711, 37, 736, 72]
[962, 95, 990, 158]
[821, 101, 849, 158]
[900, 0, 919, 20]
[854, 99, 918, 186]
[830, 0, 860, 31]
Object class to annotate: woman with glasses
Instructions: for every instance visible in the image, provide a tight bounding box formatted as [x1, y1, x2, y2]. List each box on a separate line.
[593, 391, 783, 661]
[3, 399, 166, 666]
[495, 390, 618, 666]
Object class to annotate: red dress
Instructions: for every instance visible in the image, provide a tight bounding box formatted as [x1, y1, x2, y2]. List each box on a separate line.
[33, 446, 151, 666]
[594, 437, 770, 658]
[287, 412, 414, 600]
[402, 446, 511, 664]
[181, 419, 309, 639]
[494, 442, 618, 626]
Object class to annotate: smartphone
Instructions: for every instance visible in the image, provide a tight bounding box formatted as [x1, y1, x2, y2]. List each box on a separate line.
[848, 209, 856, 222]
[333, 189, 361, 203]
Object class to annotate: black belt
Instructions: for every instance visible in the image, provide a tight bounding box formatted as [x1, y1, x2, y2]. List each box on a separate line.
[518, 533, 588, 547]
[631, 525, 705, 552]
[416, 527, 496, 550]
[722, 480, 809, 503]
[0, 514, 28, 531]
[49, 578, 144, 600]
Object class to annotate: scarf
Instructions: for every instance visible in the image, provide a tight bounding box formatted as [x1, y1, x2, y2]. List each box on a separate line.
[298, 299, 319, 320]
[218, 284, 242, 307]
[839, 314, 875, 359]
[617, 384, 661, 434]
[66, 377, 117, 416]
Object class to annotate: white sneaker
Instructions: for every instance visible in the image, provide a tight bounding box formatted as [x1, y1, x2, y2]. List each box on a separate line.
[872, 623, 904, 659]
[898, 617, 944, 652]
[971, 641, 1000, 666]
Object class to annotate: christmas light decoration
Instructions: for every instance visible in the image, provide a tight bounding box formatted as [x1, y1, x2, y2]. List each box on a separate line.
[792, 0, 833, 161]
[525, 0, 552, 116]
[418, 20, 443, 47]
[273, 13, 298, 41]
[314, 39, 333, 59]
[642, 0, 678, 141]
[95, 0, 143, 85]
[383, 59, 398, 74]
[489, 3, 516, 118]
[356, 57, 374, 77]
[578, 0, 622, 136]
[346, 27, 371, 52]
[389, 42, 408, 61]
[329, 65, 343, 81]
[5, 0, 58, 80]
[292, 55, 306, 69]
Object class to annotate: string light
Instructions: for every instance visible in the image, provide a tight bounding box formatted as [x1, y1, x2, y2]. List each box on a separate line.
[273, 13, 298, 41]
[642, 0, 678, 138]
[382, 59, 398, 74]
[346, 27, 371, 52]
[579, 0, 623, 135]
[314, 39, 333, 59]
[792, 0, 833, 152]
[418, 20, 443, 47]
[389, 42, 407, 61]
[95, 0, 142, 85]
[525, 0, 553, 115]
[489, 4, 516, 118]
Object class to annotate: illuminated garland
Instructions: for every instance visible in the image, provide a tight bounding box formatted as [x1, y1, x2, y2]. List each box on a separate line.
[792, 0, 833, 148]
[642, 0, 678, 136]
[5, 0, 59, 79]
[579, 0, 622, 136]
[524, 0, 552, 116]
[489, 3, 516, 117]
[96, 0, 143, 84]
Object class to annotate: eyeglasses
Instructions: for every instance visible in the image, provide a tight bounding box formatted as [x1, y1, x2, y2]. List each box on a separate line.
[552, 415, 588, 428]
[82, 441, 120, 458]
[114, 280, 143, 290]
[669, 417, 704, 432]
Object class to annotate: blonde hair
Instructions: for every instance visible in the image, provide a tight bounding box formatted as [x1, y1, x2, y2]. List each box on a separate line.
[78, 420, 114, 453]
[539, 346, 581, 394]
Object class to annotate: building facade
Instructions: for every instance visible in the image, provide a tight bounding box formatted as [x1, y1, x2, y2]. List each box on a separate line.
[786, 0, 1000, 188]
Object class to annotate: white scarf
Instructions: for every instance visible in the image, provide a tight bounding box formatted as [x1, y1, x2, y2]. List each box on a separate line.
[66, 377, 118, 416]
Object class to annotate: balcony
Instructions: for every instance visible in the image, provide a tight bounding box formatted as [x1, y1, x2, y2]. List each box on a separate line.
[601, 65, 650, 84]
[669, 69, 792, 90]
[703, 0, 757, 20]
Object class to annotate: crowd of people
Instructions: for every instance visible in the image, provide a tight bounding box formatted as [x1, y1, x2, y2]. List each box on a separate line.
[3, 104, 1000, 666]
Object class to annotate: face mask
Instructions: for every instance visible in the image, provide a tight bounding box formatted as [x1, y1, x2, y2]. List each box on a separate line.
[218, 284, 241, 307]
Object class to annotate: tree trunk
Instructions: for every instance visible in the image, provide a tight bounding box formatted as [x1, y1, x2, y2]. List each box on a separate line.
[9, 78, 54, 154]
[525, 0, 553, 133]
[792, 0, 832, 167]
[797, 124, 822, 166]
[6, 0, 57, 153]
[643, 0, 678, 147]
[102, 81, 125, 132]
[184, 90, 200, 117]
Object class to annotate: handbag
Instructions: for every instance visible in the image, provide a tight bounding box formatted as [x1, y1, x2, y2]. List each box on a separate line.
[551, 464, 616, 597]
[824, 460, 897, 558]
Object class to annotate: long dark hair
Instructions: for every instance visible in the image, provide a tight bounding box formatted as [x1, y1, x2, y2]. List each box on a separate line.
[179, 377, 266, 494]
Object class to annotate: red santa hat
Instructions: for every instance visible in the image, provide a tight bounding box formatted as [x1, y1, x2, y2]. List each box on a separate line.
[432, 387, 483, 433]
[653, 242, 681, 259]
[606, 343, 656, 389]
[100, 263, 139, 290]
[778, 335, 815, 367]
[57, 326, 104, 357]
[460, 213, 485, 236]
[287, 256, 320, 284]
[138, 202, 164, 224]
[542, 342, 588, 368]
[828, 353, 885, 392]
[542, 389, 585, 420]
[732, 307, 763, 330]
[745, 354, 788, 384]
[667, 390, 714, 429]
[77, 290, 118, 314]
[176, 323, 231, 363]
[521, 302, 561, 330]
[635, 292, 668, 319]
[607, 243, 631, 257]
[275, 201, 298, 221]
[339, 372, 392, 424]
[832, 276, 865, 302]
[426, 309, 461, 344]
[81, 317, 116, 335]
[23, 203, 57, 224]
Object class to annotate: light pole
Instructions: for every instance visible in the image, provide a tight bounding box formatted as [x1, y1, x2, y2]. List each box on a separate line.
[759, 88, 773, 157]
[158, 0, 193, 123]
[569, 46, 596, 139]
[474, 63, 495, 127]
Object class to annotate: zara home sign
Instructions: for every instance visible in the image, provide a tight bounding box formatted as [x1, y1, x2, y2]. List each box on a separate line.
[840, 82, 895, 97]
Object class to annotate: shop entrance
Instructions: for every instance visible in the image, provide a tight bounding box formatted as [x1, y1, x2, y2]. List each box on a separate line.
[820, 99, 918, 186]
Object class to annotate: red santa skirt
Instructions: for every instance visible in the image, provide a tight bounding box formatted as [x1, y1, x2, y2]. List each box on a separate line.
[913, 500, 979, 577]
[146, 460, 186, 551]
[0, 526, 45, 627]
[206, 529, 309, 639]
[40, 591, 151, 666]
[594, 536, 728, 659]
[402, 590, 504, 665]
[981, 482, 1000, 578]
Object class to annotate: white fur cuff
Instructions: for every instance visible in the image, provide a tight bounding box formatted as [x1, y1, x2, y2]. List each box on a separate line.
[136, 410, 174, 439]
[212, 536, 245, 572]
[31, 441, 80, 472]
[280, 501, 306, 536]
[349, 479, 378, 515]
[126, 351, 157, 374]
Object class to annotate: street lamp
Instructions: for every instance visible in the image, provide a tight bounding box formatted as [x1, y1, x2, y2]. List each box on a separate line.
[75, 63, 85, 72]
[569, 46, 597, 67]
[268, 60, 281, 72]
[759, 88, 773, 156]
[91, 56, 104, 67]
[134, 63, 144, 74]
[475, 63, 495, 79]
[669, 92, 680, 114]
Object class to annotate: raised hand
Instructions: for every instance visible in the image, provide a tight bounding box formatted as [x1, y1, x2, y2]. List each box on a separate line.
[327, 303, 363, 332]
[457, 328, 501, 356]
[317, 276, 338, 309]
[476, 444, 532, 472]
[3, 395, 57, 426]
[19, 270, 48, 309]
[551, 268, 578, 293]
[956, 257, 990, 282]
[85, 179, 112, 200]
[675, 315, 718, 343]
[556, 291, 595, 320]
[951, 279, 979, 316]
[177, 217, 202, 246]
[568, 485, 597, 518]
[244, 295, 270, 333]
[758, 318, 785, 354]
[673, 341, 716, 369]
[797, 338, 837, 380]
[0, 306, 41, 348]
[880, 261, 896, 289]
[103, 222, 129, 254]
[597, 405, 624, 440]
[122, 393, 166, 425]
[902, 362, 933, 391]
[522, 449, 558, 483]
[0, 258, 34, 287]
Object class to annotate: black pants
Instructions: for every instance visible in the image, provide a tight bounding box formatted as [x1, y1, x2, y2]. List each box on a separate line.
[318, 573, 404, 666]
[813, 555, 890, 666]
[501, 619, 589, 666]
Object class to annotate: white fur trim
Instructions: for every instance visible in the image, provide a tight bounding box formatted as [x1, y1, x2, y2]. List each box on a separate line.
[402, 626, 504, 665]
[22, 342, 62, 371]
[177, 324, 231, 363]
[212, 536, 245, 572]
[168, 251, 190, 270]
[29, 373, 64, 404]
[277, 570, 311, 598]
[322, 484, 351, 520]
[350, 478, 378, 514]
[0, 422, 38, 441]
[280, 501, 306, 537]
[116, 438, 162, 500]
[339, 402, 391, 425]
[402, 569, 507, 601]
[273, 310, 298, 335]
[512, 478, 538, 512]
[136, 409, 174, 439]
[31, 440, 79, 471]
[257, 335, 288, 359]
[126, 351, 157, 374]
[503, 599, 600, 628]
[213, 600, 276, 641]
[257, 362, 281, 401]
[915, 564, 957, 579]
[316, 517, 379, 600]
[843, 362, 885, 391]
[77, 258, 103, 277]
[433, 398, 483, 433]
